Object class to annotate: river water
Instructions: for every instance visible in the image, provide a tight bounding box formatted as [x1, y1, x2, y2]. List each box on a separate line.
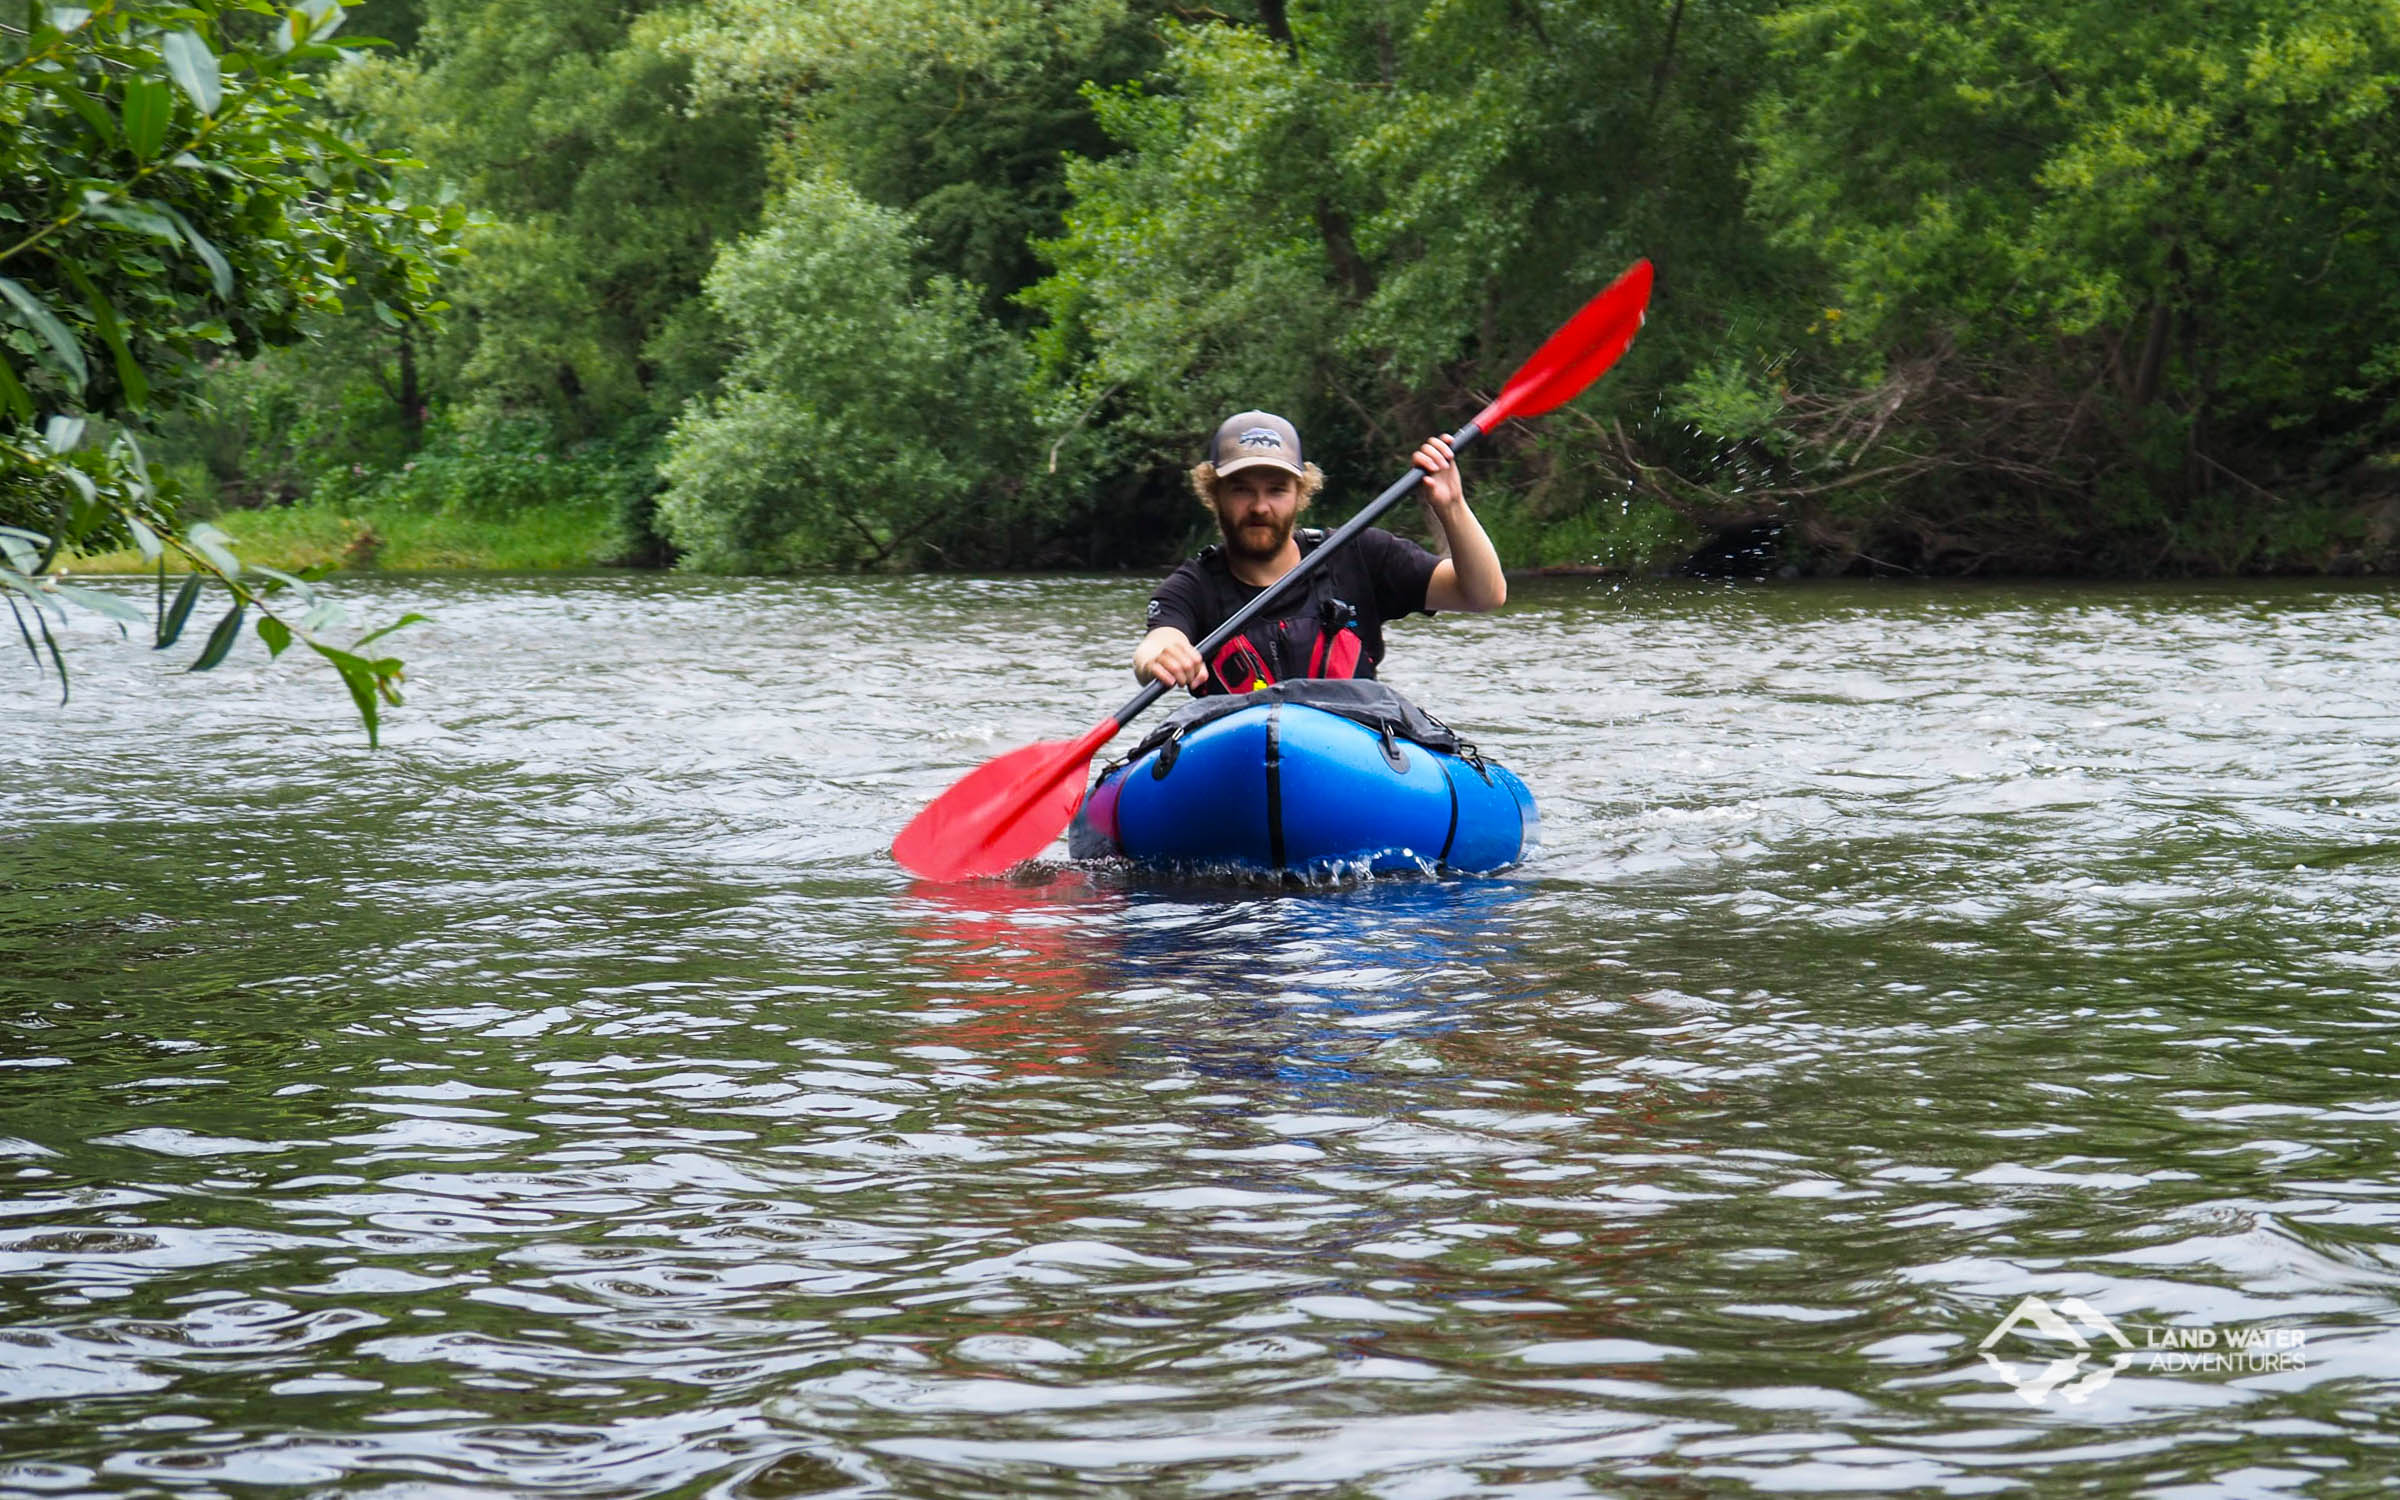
[5, 572, 2399, 1497]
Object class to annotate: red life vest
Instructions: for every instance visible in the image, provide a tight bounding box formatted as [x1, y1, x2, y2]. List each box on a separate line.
[1206, 584, 1367, 694]
[1151, 527, 1430, 698]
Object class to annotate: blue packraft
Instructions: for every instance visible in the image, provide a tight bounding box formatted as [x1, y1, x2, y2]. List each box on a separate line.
[1069, 680, 1538, 875]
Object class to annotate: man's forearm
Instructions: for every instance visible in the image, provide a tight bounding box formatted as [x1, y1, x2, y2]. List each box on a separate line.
[1434, 503, 1508, 611]
[1135, 626, 1201, 685]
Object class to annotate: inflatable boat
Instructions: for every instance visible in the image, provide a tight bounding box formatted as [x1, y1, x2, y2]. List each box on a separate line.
[1067, 680, 1537, 875]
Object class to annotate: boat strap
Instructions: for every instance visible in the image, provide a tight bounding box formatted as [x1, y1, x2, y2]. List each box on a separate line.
[1104, 679, 1488, 778]
[1438, 757, 1462, 864]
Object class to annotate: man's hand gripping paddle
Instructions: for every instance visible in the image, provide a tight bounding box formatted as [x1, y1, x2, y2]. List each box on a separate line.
[892, 258, 1655, 881]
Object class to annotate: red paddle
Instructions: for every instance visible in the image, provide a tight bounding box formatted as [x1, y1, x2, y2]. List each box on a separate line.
[893, 258, 1655, 881]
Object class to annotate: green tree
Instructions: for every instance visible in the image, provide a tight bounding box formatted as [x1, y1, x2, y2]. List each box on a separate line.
[340, 0, 767, 439]
[1747, 0, 2400, 572]
[655, 176, 1035, 571]
[2, 0, 455, 737]
[666, 0, 1162, 322]
[650, 0, 1203, 567]
[152, 0, 771, 566]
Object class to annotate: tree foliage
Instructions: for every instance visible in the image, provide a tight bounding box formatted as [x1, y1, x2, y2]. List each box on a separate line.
[638, 0, 1178, 564]
[1746, 0, 2400, 571]
[344, 0, 767, 438]
[1022, 0, 1785, 565]
[666, 0, 1156, 317]
[92, 0, 2400, 587]
[2, 0, 453, 734]
[655, 176, 1035, 570]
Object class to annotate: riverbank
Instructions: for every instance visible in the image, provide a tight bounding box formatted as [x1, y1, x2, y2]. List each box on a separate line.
[71, 499, 624, 574]
[70, 490, 1695, 578]
[68, 492, 2400, 581]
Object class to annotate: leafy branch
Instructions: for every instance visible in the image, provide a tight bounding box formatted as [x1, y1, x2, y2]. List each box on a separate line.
[1, 0, 452, 741]
[0, 0, 121, 93]
[0, 425, 417, 742]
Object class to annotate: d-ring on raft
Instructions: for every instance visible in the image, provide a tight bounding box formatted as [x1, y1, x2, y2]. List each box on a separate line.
[1068, 680, 1538, 876]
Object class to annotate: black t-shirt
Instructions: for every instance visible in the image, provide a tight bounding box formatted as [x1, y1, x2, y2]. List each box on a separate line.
[1146, 527, 1441, 694]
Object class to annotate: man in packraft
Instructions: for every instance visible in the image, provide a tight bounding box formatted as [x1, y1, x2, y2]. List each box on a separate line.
[1132, 411, 1508, 695]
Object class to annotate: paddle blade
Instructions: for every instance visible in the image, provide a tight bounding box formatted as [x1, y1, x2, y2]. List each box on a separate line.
[1472, 258, 1653, 431]
[892, 720, 1119, 881]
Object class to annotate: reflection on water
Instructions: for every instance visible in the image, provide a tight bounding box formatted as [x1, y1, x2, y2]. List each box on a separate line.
[917, 874, 1542, 1103]
[4, 573, 2399, 1496]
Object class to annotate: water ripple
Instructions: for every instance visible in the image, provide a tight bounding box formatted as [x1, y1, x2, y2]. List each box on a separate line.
[6, 575, 2400, 1494]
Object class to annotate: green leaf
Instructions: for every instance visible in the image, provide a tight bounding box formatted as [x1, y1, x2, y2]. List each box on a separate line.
[309, 640, 381, 747]
[189, 601, 245, 671]
[276, 1, 344, 49]
[37, 610, 68, 705]
[0, 530, 43, 573]
[162, 31, 223, 116]
[156, 571, 204, 647]
[0, 356, 33, 422]
[7, 592, 42, 669]
[349, 612, 428, 649]
[257, 613, 292, 657]
[110, 430, 154, 499]
[245, 563, 314, 600]
[121, 78, 172, 161]
[99, 315, 147, 404]
[63, 87, 117, 147]
[184, 520, 240, 576]
[42, 415, 84, 454]
[53, 582, 146, 625]
[169, 150, 239, 181]
[125, 515, 163, 562]
[83, 198, 183, 245]
[57, 258, 148, 408]
[159, 206, 234, 299]
[0, 277, 87, 391]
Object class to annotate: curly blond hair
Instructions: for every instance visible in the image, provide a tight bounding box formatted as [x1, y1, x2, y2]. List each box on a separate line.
[1189, 460, 1326, 510]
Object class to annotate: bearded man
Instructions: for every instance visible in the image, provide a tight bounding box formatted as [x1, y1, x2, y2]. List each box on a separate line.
[1131, 411, 1508, 696]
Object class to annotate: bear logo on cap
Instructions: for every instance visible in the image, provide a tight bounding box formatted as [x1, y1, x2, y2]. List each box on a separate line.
[1208, 411, 1303, 475]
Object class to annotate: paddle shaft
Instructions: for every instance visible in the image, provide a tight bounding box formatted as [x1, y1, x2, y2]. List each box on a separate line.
[1111, 418, 1486, 727]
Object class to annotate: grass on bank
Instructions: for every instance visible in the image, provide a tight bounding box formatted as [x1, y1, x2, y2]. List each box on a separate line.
[66, 474, 1709, 579]
[71, 498, 622, 574]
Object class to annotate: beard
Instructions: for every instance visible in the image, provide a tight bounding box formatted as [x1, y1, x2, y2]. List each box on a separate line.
[1215, 503, 1296, 564]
